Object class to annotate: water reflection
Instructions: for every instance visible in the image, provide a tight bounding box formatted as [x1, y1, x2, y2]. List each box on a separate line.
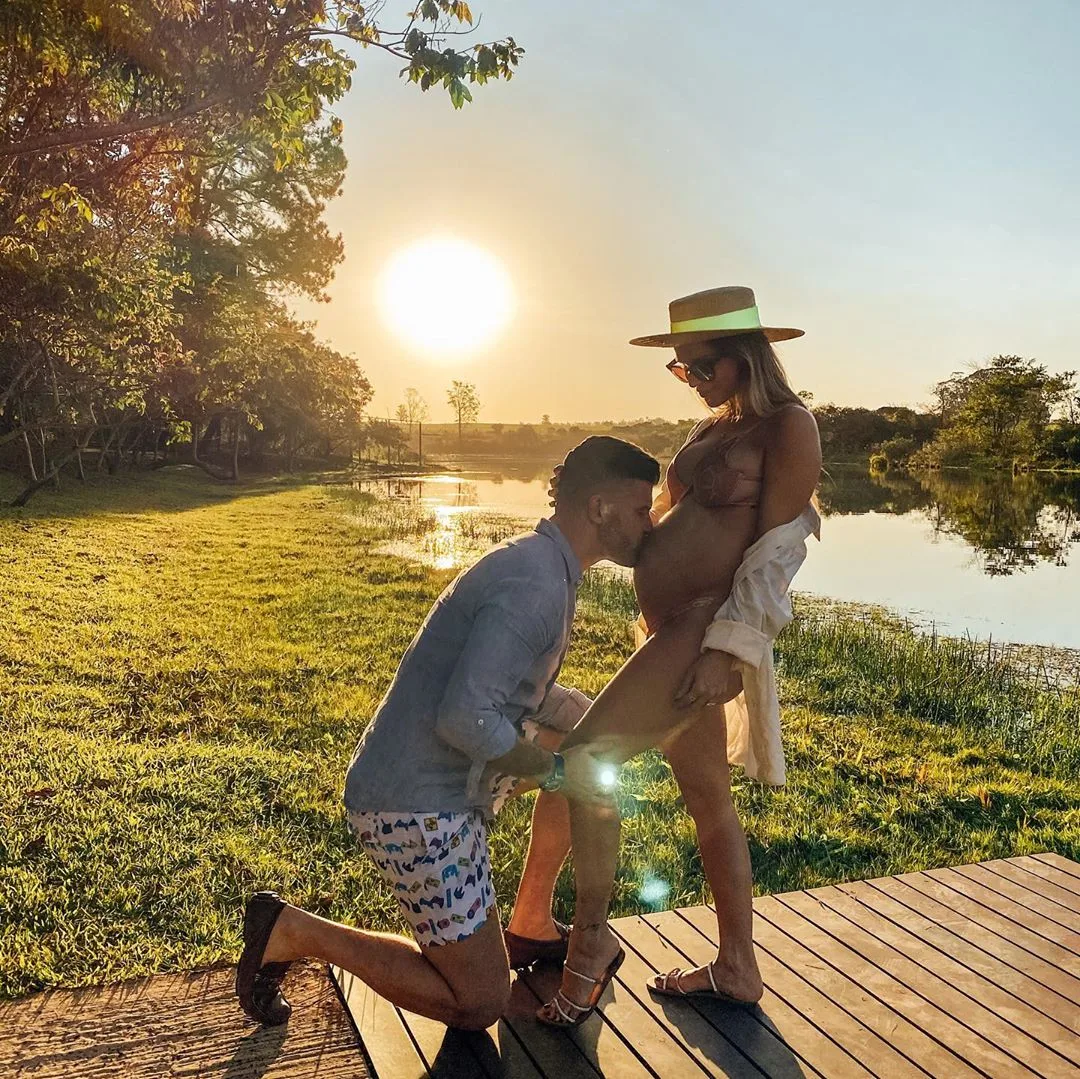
[822, 466, 1080, 576]
[349, 460, 1080, 646]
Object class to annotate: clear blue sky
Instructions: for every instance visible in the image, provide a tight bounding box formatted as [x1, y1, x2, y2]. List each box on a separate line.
[290, 0, 1080, 423]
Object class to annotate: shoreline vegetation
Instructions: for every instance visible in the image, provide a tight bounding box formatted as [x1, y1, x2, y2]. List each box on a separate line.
[1, 470, 1077, 999]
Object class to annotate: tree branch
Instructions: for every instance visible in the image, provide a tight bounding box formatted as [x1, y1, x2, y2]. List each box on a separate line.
[0, 91, 233, 159]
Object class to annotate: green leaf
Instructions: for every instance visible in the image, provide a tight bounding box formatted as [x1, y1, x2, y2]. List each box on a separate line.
[448, 79, 472, 108]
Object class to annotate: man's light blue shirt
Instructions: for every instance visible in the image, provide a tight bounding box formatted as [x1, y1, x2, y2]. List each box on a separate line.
[343, 519, 583, 813]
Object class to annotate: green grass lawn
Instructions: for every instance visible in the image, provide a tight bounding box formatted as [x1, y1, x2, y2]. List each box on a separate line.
[1, 469, 1077, 998]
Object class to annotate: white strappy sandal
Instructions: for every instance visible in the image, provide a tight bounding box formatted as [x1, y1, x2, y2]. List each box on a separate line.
[649, 962, 758, 1007]
[536, 948, 626, 1027]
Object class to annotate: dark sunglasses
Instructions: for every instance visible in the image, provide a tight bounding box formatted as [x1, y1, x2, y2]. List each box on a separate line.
[666, 357, 718, 384]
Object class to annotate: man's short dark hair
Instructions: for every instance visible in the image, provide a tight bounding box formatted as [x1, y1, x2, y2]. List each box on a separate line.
[556, 436, 660, 506]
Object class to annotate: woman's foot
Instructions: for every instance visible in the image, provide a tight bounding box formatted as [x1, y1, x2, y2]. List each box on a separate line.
[650, 956, 763, 1003]
[537, 923, 622, 1021]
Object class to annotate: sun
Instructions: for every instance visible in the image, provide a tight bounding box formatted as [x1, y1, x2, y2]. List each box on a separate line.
[378, 236, 514, 356]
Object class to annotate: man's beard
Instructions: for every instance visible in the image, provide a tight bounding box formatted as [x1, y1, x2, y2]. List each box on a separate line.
[599, 520, 646, 567]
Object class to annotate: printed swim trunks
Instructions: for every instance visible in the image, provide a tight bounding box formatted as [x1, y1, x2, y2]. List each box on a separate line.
[348, 809, 494, 946]
[346, 684, 592, 947]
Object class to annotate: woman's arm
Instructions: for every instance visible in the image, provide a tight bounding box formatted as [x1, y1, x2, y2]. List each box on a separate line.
[754, 405, 822, 539]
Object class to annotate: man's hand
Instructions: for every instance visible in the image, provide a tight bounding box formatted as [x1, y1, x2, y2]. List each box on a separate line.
[674, 650, 732, 710]
[560, 743, 619, 807]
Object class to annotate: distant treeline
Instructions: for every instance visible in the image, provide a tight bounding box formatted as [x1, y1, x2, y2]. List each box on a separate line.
[332, 360, 1080, 479]
[398, 408, 940, 468]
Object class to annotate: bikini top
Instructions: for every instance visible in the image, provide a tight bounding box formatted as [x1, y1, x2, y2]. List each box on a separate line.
[668, 415, 766, 510]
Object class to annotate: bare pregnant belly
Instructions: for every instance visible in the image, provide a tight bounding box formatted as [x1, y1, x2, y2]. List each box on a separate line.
[633, 499, 757, 629]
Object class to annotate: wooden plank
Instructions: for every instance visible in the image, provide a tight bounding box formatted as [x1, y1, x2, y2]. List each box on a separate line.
[953, 863, 1080, 934]
[757, 894, 1033, 1079]
[517, 962, 654, 1078]
[746, 903, 986, 1078]
[865, 875, 1080, 1027]
[461, 1021, 549, 1079]
[646, 909, 846, 1078]
[1036, 853, 1080, 883]
[5, 961, 367, 1079]
[810, 884, 1080, 1075]
[679, 904, 929, 1079]
[498, 976, 603, 1079]
[987, 858, 1080, 914]
[933, 866, 1080, 954]
[395, 1006, 547, 1079]
[1018, 857, 1080, 900]
[611, 916, 775, 1078]
[333, 967, 428, 1079]
[895, 870, 1080, 980]
[515, 937, 714, 1079]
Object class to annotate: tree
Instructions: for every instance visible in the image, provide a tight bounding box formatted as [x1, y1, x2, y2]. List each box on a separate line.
[398, 387, 429, 432]
[0, 0, 520, 502]
[446, 380, 479, 448]
[918, 356, 1076, 467]
[0, 1, 524, 162]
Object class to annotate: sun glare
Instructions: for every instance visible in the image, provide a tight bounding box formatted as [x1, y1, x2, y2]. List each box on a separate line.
[378, 237, 514, 356]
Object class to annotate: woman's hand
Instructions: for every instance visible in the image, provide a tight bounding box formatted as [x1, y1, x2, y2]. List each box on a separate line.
[674, 649, 732, 709]
[547, 464, 563, 508]
[560, 743, 619, 807]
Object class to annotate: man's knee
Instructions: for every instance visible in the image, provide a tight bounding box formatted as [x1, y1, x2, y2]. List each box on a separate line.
[450, 981, 511, 1030]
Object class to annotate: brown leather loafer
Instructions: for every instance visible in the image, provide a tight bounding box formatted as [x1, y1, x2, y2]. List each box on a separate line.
[236, 891, 293, 1025]
[504, 920, 570, 970]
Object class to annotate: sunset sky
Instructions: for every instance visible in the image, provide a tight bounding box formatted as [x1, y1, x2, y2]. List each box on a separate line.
[290, 0, 1080, 424]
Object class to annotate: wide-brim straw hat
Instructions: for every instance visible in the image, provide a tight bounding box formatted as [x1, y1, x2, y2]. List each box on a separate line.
[629, 285, 804, 347]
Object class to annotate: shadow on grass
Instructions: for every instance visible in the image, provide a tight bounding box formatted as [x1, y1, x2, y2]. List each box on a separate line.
[0, 465, 340, 521]
[749, 833, 890, 894]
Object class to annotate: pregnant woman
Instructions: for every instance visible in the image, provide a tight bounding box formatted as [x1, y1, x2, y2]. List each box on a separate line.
[527, 285, 822, 1025]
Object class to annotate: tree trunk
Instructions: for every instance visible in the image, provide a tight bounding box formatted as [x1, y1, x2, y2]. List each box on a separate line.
[10, 427, 96, 507]
[97, 426, 119, 471]
[21, 428, 38, 481]
[231, 415, 241, 481]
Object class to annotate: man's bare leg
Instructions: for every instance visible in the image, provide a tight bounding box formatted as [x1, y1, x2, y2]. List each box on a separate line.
[506, 789, 571, 941]
[505, 721, 573, 941]
[261, 904, 511, 1030]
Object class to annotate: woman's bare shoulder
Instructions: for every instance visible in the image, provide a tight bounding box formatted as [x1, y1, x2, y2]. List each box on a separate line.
[763, 403, 820, 455]
[767, 402, 818, 432]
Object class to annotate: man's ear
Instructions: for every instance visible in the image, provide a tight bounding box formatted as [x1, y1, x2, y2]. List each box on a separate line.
[586, 492, 607, 526]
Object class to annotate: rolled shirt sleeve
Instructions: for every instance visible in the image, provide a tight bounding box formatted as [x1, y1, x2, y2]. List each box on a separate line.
[434, 577, 555, 764]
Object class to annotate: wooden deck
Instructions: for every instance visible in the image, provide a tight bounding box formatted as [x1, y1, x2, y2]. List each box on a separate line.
[334, 852, 1080, 1078]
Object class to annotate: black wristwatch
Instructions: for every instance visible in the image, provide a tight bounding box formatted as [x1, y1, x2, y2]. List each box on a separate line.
[539, 750, 565, 792]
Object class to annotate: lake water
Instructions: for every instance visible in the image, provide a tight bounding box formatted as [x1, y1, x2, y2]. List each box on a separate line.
[357, 460, 1080, 650]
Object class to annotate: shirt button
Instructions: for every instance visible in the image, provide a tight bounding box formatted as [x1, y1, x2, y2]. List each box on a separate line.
[477, 719, 485, 726]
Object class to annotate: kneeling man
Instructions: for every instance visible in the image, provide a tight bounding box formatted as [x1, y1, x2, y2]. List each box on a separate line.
[236, 437, 658, 1029]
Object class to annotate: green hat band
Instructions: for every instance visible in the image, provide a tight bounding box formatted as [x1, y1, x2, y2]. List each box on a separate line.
[669, 304, 761, 334]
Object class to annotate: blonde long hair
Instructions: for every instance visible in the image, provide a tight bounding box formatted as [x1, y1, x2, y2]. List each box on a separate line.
[702, 331, 805, 420]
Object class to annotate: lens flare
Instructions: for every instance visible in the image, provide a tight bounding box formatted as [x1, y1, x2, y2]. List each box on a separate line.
[598, 765, 619, 791]
[639, 874, 671, 907]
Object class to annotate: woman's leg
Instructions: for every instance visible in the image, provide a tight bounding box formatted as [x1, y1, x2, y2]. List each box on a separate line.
[658, 712, 763, 1000]
[543, 602, 736, 1013]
